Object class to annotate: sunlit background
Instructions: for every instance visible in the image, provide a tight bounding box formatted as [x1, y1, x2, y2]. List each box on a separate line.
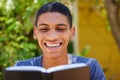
[0, 0, 120, 80]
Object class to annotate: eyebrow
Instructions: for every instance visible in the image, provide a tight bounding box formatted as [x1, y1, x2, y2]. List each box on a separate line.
[56, 24, 67, 27]
[38, 23, 67, 27]
[38, 23, 49, 27]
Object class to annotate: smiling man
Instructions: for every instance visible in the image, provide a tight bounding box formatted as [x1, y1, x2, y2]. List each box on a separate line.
[34, 12, 74, 68]
[15, 2, 106, 80]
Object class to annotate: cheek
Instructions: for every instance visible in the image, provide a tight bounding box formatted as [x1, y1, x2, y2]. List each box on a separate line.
[37, 33, 45, 40]
[37, 38, 42, 48]
[37, 35, 44, 46]
[62, 33, 71, 42]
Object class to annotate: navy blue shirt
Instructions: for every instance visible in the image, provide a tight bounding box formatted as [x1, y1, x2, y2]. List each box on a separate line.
[15, 54, 106, 80]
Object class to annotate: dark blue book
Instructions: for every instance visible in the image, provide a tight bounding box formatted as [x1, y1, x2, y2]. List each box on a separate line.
[3, 63, 90, 80]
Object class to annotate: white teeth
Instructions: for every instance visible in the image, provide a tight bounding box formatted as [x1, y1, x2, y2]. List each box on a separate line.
[46, 43, 60, 47]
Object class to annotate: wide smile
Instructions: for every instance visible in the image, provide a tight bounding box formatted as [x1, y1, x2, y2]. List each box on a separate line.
[44, 42, 62, 50]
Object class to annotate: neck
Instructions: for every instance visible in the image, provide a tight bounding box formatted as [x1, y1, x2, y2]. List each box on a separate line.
[42, 54, 68, 69]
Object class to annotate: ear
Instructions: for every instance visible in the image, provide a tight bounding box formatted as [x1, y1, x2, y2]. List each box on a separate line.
[33, 26, 37, 40]
[70, 27, 75, 39]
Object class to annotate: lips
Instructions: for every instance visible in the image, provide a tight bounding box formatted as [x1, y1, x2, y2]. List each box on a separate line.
[44, 42, 62, 49]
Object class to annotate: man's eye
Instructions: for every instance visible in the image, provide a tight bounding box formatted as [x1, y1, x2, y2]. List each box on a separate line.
[56, 28, 66, 31]
[39, 28, 49, 32]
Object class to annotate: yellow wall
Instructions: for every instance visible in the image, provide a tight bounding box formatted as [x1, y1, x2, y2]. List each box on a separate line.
[78, 1, 120, 80]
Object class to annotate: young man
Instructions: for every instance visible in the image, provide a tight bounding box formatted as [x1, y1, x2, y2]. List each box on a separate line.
[15, 2, 106, 80]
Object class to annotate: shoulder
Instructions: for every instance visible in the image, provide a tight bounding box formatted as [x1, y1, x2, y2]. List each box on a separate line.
[70, 54, 106, 80]
[70, 54, 96, 65]
[14, 56, 42, 66]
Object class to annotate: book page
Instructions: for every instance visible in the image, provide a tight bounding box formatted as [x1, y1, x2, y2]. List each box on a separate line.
[5, 63, 88, 73]
[5, 66, 47, 73]
[46, 63, 87, 73]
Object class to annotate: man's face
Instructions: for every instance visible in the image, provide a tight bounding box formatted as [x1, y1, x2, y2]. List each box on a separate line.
[34, 12, 75, 58]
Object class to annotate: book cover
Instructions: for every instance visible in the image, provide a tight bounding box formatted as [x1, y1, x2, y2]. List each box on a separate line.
[3, 63, 90, 80]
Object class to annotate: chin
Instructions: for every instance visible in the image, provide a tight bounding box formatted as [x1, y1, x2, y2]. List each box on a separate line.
[45, 52, 62, 59]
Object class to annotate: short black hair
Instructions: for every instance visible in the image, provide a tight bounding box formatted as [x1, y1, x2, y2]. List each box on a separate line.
[35, 2, 72, 28]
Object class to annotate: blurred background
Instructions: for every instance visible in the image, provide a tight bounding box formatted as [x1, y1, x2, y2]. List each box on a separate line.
[0, 0, 120, 80]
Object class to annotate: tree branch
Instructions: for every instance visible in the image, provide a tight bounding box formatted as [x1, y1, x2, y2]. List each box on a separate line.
[104, 0, 120, 49]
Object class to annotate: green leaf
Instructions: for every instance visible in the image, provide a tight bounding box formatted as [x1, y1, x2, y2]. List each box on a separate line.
[5, 18, 15, 24]
[0, 17, 6, 21]
[80, 45, 91, 56]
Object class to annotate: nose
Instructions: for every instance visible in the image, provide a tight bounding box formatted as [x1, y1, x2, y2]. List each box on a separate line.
[46, 30, 59, 41]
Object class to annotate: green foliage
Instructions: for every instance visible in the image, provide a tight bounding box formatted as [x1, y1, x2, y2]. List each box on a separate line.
[0, 0, 44, 66]
[67, 40, 74, 53]
[80, 45, 91, 56]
